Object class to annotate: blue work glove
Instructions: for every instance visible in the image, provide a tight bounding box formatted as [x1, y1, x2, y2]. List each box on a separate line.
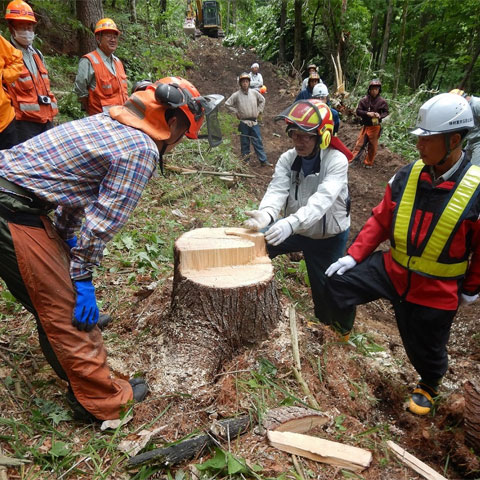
[264, 218, 293, 246]
[325, 255, 357, 277]
[72, 280, 99, 332]
[66, 236, 77, 249]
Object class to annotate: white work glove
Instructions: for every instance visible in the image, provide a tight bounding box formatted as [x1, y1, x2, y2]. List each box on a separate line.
[325, 255, 357, 277]
[264, 218, 293, 246]
[460, 293, 479, 306]
[244, 210, 271, 230]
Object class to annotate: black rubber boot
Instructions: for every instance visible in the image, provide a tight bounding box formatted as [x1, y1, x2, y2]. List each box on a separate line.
[66, 378, 148, 423]
[66, 387, 101, 423]
[97, 313, 112, 330]
[130, 377, 148, 402]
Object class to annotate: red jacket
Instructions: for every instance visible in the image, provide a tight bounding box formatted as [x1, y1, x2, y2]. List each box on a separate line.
[6, 49, 58, 123]
[348, 155, 480, 310]
[84, 50, 128, 116]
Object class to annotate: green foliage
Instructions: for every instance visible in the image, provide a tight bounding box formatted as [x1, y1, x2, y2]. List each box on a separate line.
[195, 447, 262, 477]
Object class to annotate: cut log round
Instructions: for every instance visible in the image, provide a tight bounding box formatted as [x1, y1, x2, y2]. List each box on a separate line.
[156, 227, 281, 394]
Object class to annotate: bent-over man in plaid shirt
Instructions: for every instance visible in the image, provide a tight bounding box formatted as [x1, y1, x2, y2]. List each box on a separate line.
[0, 77, 223, 423]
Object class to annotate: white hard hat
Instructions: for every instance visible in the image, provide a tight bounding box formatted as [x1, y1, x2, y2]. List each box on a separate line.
[312, 83, 329, 98]
[251, 62, 259, 69]
[411, 93, 474, 136]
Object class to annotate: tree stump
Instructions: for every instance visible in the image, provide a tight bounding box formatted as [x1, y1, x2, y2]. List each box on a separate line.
[464, 380, 480, 453]
[156, 227, 281, 394]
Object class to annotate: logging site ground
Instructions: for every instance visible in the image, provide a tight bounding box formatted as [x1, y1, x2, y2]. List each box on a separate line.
[2, 37, 480, 480]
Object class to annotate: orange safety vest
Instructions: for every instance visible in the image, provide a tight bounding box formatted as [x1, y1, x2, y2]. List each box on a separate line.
[84, 50, 128, 116]
[6, 49, 58, 124]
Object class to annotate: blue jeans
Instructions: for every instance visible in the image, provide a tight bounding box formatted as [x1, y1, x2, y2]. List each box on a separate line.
[238, 122, 267, 163]
[267, 230, 355, 332]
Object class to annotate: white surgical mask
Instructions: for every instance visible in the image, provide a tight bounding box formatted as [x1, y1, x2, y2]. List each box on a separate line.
[14, 29, 35, 47]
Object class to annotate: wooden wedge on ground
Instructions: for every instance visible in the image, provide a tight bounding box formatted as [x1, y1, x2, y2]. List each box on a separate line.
[267, 430, 372, 472]
[386, 441, 447, 480]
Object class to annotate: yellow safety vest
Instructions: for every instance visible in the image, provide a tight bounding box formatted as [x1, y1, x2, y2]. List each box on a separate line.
[391, 160, 480, 278]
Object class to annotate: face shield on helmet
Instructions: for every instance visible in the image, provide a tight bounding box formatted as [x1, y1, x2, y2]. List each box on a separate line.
[275, 99, 334, 149]
[149, 77, 224, 147]
[411, 93, 474, 137]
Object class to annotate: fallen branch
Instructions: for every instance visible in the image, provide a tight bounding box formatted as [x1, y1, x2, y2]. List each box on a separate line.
[165, 164, 256, 178]
[289, 305, 320, 410]
[128, 415, 250, 467]
[386, 441, 447, 480]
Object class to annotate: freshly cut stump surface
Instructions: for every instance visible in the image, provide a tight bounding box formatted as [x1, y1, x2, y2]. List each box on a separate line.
[156, 227, 281, 394]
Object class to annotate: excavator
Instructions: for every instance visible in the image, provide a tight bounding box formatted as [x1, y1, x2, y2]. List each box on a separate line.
[183, 0, 224, 38]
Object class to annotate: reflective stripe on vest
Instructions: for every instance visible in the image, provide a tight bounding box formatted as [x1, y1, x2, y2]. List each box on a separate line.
[391, 160, 480, 278]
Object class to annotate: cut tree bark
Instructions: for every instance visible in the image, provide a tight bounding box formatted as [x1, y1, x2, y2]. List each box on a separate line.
[464, 380, 480, 453]
[155, 227, 281, 394]
[262, 406, 328, 433]
[267, 430, 372, 472]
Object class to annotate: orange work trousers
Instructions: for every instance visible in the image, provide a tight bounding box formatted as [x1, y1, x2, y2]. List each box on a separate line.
[351, 125, 381, 166]
[0, 210, 132, 420]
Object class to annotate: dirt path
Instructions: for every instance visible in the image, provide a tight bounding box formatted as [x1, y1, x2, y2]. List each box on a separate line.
[184, 38, 480, 479]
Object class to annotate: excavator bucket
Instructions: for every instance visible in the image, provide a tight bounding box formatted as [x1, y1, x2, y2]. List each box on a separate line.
[183, 17, 196, 37]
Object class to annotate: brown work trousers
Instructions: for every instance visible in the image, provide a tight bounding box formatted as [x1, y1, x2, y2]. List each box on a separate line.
[351, 125, 381, 166]
[0, 195, 132, 420]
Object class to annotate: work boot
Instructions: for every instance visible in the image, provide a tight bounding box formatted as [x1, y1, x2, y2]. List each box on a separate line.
[260, 160, 273, 167]
[66, 378, 148, 423]
[408, 382, 438, 416]
[129, 377, 149, 402]
[97, 313, 112, 330]
[66, 387, 100, 423]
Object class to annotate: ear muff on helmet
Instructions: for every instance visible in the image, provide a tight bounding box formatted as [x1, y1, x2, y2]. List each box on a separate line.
[318, 125, 332, 150]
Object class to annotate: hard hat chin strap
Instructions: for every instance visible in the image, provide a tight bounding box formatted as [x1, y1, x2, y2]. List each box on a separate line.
[158, 144, 167, 177]
[435, 133, 451, 166]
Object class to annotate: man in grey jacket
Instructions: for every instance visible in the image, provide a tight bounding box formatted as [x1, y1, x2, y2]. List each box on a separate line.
[243, 99, 353, 333]
[225, 72, 271, 166]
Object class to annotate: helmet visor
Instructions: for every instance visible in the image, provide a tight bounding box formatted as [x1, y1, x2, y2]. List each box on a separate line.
[197, 94, 224, 147]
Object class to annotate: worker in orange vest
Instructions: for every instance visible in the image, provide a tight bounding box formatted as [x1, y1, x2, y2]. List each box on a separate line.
[74, 18, 128, 116]
[4, 1, 58, 144]
[0, 32, 22, 149]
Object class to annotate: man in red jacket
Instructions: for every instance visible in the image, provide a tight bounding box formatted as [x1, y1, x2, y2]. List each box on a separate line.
[326, 93, 478, 415]
[351, 79, 389, 168]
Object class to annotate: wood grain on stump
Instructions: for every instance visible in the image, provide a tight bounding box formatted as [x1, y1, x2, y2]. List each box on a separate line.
[157, 227, 281, 394]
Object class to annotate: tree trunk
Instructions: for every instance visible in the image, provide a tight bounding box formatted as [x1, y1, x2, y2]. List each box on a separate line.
[278, 0, 287, 64]
[379, 0, 393, 71]
[76, 0, 103, 55]
[393, 0, 408, 98]
[156, 228, 281, 394]
[129, 0, 137, 23]
[464, 380, 480, 454]
[293, 0, 302, 72]
[460, 35, 480, 90]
